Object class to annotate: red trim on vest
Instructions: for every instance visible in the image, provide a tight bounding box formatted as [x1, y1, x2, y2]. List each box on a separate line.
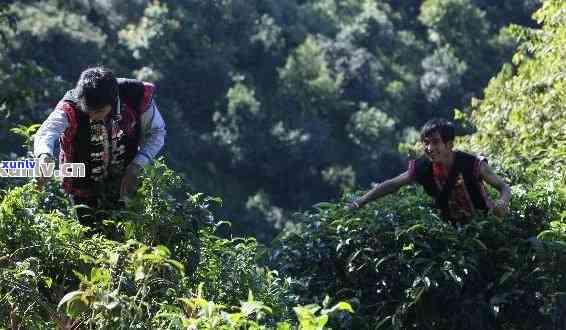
[57, 101, 88, 197]
[140, 83, 155, 114]
[59, 101, 78, 145]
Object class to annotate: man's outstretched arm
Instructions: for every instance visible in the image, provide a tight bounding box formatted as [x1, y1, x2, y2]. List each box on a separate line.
[349, 170, 414, 209]
[480, 161, 511, 217]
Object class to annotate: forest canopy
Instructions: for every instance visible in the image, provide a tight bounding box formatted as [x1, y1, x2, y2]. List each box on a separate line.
[0, 0, 542, 239]
[1, 0, 565, 329]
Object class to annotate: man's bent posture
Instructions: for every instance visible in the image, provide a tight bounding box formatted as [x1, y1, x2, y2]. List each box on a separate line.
[34, 67, 166, 227]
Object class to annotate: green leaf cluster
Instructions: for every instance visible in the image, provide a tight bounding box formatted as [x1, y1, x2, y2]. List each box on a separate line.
[0, 160, 351, 329]
[270, 185, 565, 329]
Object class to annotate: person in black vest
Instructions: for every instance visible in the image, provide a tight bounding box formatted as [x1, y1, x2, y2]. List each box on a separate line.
[347, 118, 511, 222]
[34, 67, 166, 228]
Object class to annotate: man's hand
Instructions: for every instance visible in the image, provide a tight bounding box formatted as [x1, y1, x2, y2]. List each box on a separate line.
[492, 199, 510, 218]
[479, 161, 512, 219]
[345, 200, 362, 211]
[35, 153, 53, 189]
[120, 163, 141, 198]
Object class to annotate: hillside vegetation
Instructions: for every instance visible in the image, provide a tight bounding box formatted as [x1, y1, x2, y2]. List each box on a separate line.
[1, 0, 565, 329]
[0, 0, 540, 239]
[269, 1, 566, 328]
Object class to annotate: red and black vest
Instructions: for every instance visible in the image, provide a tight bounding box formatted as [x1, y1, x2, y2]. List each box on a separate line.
[413, 151, 491, 219]
[57, 78, 155, 198]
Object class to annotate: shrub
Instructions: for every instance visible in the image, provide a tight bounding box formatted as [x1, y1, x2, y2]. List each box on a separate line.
[0, 160, 352, 329]
[270, 187, 566, 329]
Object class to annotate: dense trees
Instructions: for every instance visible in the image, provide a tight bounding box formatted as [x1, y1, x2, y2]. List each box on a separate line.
[270, 1, 566, 327]
[464, 0, 565, 198]
[1, 0, 565, 328]
[0, 0, 543, 239]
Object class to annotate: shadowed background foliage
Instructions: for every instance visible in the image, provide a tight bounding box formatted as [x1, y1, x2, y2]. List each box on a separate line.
[0, 0, 542, 240]
[1, 1, 566, 328]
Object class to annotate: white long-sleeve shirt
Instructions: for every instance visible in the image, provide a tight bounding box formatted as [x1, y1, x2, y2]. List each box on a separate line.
[34, 100, 166, 167]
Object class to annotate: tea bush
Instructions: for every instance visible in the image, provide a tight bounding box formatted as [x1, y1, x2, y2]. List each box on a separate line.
[268, 2, 566, 328]
[0, 160, 352, 329]
[270, 185, 566, 329]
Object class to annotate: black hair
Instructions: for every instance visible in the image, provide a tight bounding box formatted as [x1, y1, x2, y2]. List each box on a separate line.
[420, 118, 455, 143]
[75, 67, 118, 113]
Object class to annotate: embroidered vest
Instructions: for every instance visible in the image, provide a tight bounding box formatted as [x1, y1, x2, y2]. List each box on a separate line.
[57, 79, 155, 198]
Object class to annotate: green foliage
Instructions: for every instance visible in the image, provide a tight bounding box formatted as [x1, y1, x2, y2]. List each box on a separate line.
[420, 0, 490, 47]
[279, 35, 345, 116]
[246, 190, 287, 231]
[119, 1, 181, 60]
[0, 0, 542, 239]
[3, 0, 565, 328]
[153, 286, 351, 329]
[420, 45, 467, 104]
[10, 123, 41, 152]
[347, 102, 396, 151]
[321, 165, 356, 194]
[213, 77, 266, 164]
[418, 0, 519, 114]
[463, 0, 566, 210]
[454, 8, 566, 328]
[3, 1, 107, 79]
[0, 160, 351, 328]
[271, 186, 566, 329]
[292, 297, 354, 330]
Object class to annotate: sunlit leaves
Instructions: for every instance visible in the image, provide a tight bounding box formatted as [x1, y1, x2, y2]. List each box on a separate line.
[271, 185, 565, 328]
[464, 0, 566, 206]
[2, 160, 351, 328]
[119, 1, 180, 60]
[419, 0, 490, 47]
[279, 35, 344, 116]
[347, 102, 396, 150]
[420, 45, 467, 104]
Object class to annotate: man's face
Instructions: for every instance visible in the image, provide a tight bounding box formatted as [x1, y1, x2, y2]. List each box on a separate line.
[88, 104, 112, 121]
[422, 132, 453, 163]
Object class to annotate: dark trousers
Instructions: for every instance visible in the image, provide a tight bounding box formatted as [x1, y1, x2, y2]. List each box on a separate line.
[69, 194, 124, 238]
